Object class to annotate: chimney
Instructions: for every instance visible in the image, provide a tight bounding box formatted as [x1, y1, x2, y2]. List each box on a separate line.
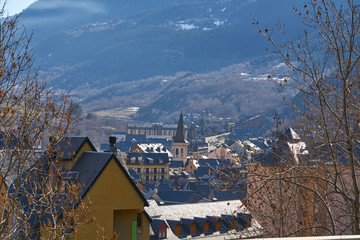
[108, 136, 117, 154]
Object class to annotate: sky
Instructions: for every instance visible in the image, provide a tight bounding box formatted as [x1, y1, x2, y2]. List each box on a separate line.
[6, 0, 37, 16]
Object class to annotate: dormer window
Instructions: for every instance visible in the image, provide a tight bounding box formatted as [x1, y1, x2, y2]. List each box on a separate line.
[131, 157, 136, 164]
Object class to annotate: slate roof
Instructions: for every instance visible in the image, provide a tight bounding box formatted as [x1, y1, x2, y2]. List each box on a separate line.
[173, 113, 186, 143]
[214, 187, 246, 201]
[194, 166, 212, 179]
[157, 190, 202, 204]
[56, 137, 96, 160]
[100, 141, 138, 153]
[197, 158, 219, 168]
[151, 219, 169, 234]
[71, 151, 148, 206]
[127, 152, 170, 165]
[128, 169, 140, 182]
[252, 151, 281, 167]
[169, 160, 183, 169]
[186, 193, 205, 203]
[188, 182, 210, 198]
[158, 181, 173, 192]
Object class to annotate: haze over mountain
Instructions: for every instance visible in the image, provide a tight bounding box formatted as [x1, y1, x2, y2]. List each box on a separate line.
[19, 0, 307, 120]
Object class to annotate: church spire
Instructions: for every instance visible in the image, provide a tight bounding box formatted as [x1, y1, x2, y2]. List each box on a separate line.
[173, 112, 186, 143]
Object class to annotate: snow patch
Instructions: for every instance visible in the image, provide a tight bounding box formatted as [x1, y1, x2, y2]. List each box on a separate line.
[127, 107, 139, 112]
[179, 23, 198, 30]
[213, 19, 225, 26]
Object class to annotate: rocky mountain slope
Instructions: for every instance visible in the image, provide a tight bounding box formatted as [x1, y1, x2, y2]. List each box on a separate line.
[18, 0, 306, 121]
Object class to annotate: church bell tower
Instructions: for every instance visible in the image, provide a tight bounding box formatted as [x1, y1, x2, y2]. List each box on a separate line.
[172, 113, 188, 164]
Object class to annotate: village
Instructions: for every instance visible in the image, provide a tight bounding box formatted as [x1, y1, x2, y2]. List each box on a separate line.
[28, 112, 309, 239]
[1, 0, 360, 239]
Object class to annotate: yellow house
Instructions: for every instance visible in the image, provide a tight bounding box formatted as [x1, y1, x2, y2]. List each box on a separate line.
[53, 137, 151, 240]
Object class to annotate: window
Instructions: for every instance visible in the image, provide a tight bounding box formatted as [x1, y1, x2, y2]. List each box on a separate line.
[137, 168, 141, 173]
[176, 148, 179, 156]
[154, 168, 157, 174]
[146, 168, 149, 173]
[162, 168, 165, 174]
[146, 176, 149, 181]
[154, 176, 157, 181]
[137, 213, 142, 227]
[181, 148, 184, 157]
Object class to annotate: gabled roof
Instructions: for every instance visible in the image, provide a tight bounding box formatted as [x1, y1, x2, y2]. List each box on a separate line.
[198, 159, 219, 168]
[71, 151, 148, 206]
[173, 113, 186, 143]
[56, 137, 96, 160]
[151, 219, 169, 233]
[283, 127, 301, 141]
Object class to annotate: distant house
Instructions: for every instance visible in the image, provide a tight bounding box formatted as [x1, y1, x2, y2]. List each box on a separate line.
[44, 137, 151, 239]
[229, 140, 263, 159]
[208, 146, 237, 161]
[127, 122, 187, 140]
[126, 152, 170, 184]
[169, 160, 183, 172]
[230, 115, 274, 139]
[188, 140, 208, 158]
[185, 159, 200, 174]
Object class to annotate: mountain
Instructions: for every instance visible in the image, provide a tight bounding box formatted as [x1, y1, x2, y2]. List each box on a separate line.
[20, 0, 304, 89]
[18, 0, 307, 121]
[72, 58, 294, 121]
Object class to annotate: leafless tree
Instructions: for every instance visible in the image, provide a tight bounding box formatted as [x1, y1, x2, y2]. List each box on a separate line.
[245, 0, 360, 236]
[0, 3, 92, 239]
